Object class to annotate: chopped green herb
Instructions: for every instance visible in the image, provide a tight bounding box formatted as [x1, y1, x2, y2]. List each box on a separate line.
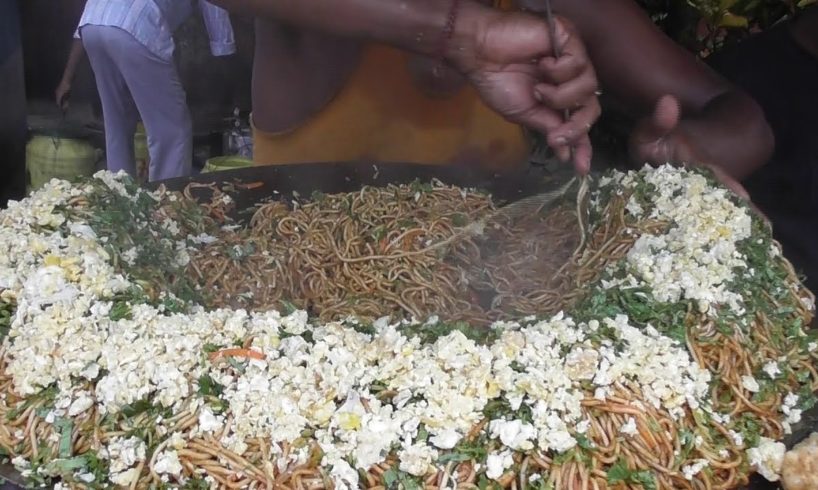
[120, 398, 154, 418]
[382, 467, 423, 490]
[400, 320, 496, 345]
[109, 301, 132, 321]
[416, 425, 429, 443]
[279, 300, 299, 315]
[198, 374, 224, 397]
[450, 213, 469, 227]
[203, 342, 222, 354]
[55, 418, 74, 458]
[0, 299, 14, 341]
[606, 459, 656, 490]
[7, 385, 58, 421]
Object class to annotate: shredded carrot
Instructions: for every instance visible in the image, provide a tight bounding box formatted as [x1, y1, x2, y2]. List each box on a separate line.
[209, 348, 265, 363]
[236, 181, 264, 190]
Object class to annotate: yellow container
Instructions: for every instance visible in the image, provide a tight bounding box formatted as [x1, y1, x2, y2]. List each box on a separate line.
[202, 156, 253, 173]
[26, 135, 98, 193]
[134, 122, 149, 184]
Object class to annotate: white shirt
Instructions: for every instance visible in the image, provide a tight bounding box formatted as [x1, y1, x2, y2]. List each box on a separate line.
[75, 0, 236, 61]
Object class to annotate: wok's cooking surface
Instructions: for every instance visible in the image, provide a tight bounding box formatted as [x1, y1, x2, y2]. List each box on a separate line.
[155, 161, 568, 219]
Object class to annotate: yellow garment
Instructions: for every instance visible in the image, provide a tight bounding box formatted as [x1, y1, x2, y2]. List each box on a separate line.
[252, 43, 530, 170]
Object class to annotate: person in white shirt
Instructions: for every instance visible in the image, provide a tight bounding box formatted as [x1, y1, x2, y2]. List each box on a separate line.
[56, 0, 236, 181]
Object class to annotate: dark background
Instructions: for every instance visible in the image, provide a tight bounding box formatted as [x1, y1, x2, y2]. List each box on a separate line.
[19, 0, 255, 133]
[0, 0, 27, 207]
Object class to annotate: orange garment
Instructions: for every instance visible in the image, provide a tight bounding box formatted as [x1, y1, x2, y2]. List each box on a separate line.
[252, 43, 530, 170]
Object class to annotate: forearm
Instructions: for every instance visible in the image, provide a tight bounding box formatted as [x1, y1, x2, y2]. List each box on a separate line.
[209, 0, 491, 63]
[678, 91, 774, 180]
[61, 39, 85, 83]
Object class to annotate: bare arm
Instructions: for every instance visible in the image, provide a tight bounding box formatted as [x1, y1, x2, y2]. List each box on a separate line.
[525, 0, 773, 180]
[56, 38, 85, 109]
[211, 0, 603, 173]
[209, 0, 490, 64]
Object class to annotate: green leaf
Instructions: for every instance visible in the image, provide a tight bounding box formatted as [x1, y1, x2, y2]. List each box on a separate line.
[509, 361, 526, 373]
[6, 385, 58, 421]
[735, 414, 762, 449]
[450, 213, 469, 227]
[280, 300, 299, 315]
[798, 388, 817, 411]
[227, 357, 247, 373]
[55, 418, 74, 458]
[382, 468, 423, 490]
[400, 319, 497, 345]
[180, 477, 212, 490]
[478, 474, 492, 490]
[120, 398, 153, 418]
[416, 425, 429, 443]
[449, 440, 488, 463]
[197, 374, 224, 397]
[552, 450, 574, 465]
[438, 452, 472, 464]
[402, 475, 422, 490]
[383, 468, 399, 488]
[109, 301, 132, 321]
[0, 300, 16, 341]
[632, 471, 657, 490]
[349, 322, 378, 336]
[606, 460, 631, 483]
[41, 450, 109, 484]
[227, 242, 256, 260]
[203, 342, 222, 354]
[575, 434, 594, 451]
[607, 459, 656, 489]
[43, 456, 89, 475]
[371, 226, 387, 243]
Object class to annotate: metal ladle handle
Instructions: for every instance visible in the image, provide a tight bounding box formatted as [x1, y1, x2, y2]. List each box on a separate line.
[542, 0, 570, 123]
[543, 0, 592, 251]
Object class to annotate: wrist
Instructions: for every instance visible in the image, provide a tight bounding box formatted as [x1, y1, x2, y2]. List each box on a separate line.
[445, 1, 495, 74]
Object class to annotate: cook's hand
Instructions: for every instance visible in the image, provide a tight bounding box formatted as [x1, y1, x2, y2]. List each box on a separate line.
[630, 94, 750, 200]
[55, 79, 72, 111]
[452, 10, 600, 174]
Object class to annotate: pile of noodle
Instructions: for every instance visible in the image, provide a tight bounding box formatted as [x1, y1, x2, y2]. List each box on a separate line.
[0, 175, 814, 490]
[187, 182, 585, 325]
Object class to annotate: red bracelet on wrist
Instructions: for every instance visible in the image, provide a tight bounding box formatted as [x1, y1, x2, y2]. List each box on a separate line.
[434, 0, 461, 77]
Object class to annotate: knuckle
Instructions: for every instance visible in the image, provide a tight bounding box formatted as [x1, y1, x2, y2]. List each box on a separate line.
[537, 88, 560, 108]
[554, 15, 577, 32]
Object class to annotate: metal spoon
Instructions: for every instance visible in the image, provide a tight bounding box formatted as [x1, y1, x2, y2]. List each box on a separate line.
[475, 0, 591, 250]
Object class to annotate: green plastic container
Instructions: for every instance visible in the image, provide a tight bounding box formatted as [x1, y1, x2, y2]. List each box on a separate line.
[202, 156, 253, 173]
[26, 135, 98, 193]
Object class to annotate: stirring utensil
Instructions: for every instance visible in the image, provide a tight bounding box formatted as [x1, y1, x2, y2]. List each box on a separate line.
[474, 0, 591, 251]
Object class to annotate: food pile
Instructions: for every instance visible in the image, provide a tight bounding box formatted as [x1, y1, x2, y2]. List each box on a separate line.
[0, 165, 814, 489]
[188, 179, 580, 325]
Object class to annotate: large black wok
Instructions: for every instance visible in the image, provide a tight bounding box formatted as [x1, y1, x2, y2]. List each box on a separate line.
[0, 161, 812, 489]
[156, 161, 818, 490]
[156, 161, 569, 219]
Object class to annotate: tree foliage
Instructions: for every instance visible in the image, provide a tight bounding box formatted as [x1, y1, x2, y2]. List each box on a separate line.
[637, 0, 814, 56]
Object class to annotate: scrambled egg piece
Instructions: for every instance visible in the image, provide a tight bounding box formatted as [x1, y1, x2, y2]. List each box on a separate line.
[782, 432, 818, 490]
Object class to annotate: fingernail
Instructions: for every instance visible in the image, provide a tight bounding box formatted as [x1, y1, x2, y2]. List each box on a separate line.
[533, 91, 543, 103]
[554, 136, 567, 145]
